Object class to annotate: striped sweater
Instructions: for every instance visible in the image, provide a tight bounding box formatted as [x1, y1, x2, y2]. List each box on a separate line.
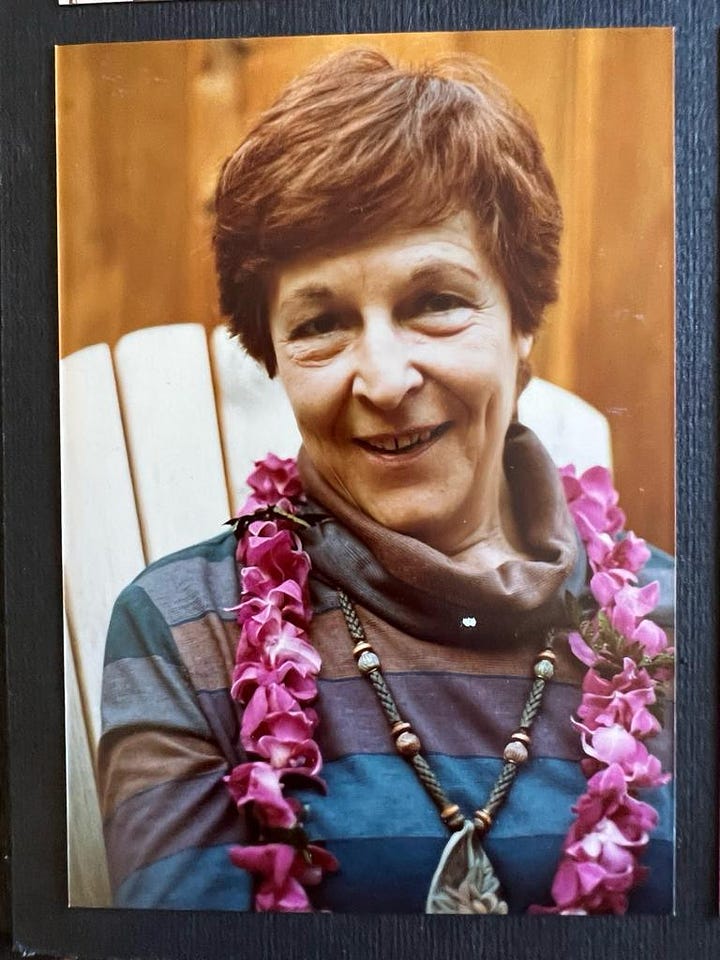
[98, 526, 674, 913]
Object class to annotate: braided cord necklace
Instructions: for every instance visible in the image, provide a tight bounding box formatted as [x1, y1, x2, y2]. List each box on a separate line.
[337, 589, 556, 914]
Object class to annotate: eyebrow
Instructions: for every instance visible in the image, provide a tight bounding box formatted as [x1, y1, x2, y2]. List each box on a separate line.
[408, 262, 483, 286]
[276, 284, 335, 316]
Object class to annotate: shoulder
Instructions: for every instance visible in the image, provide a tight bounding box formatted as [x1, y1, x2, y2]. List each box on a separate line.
[106, 529, 239, 665]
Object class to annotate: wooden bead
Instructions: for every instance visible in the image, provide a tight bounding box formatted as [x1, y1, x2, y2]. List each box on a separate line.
[473, 808, 493, 833]
[446, 811, 466, 832]
[352, 641, 373, 657]
[391, 721, 411, 735]
[357, 650, 380, 674]
[503, 740, 529, 764]
[536, 648, 556, 663]
[440, 804, 464, 831]
[395, 731, 421, 756]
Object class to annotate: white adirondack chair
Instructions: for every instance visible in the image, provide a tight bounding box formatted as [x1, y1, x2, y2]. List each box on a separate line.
[60, 322, 611, 907]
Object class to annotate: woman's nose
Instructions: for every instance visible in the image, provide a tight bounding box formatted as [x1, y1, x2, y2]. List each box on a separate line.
[351, 313, 423, 410]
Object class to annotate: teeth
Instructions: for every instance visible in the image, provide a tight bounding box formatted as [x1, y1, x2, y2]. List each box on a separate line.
[367, 427, 436, 452]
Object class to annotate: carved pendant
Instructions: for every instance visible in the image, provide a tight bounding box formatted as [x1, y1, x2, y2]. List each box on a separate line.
[425, 820, 509, 914]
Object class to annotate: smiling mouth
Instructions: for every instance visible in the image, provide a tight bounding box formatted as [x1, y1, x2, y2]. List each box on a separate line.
[355, 422, 451, 455]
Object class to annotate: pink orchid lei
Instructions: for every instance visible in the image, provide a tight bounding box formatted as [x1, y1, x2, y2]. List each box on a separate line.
[531, 465, 674, 914]
[224, 455, 673, 914]
[224, 454, 338, 912]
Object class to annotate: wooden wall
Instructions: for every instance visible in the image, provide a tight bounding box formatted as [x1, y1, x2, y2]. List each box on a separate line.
[56, 29, 674, 551]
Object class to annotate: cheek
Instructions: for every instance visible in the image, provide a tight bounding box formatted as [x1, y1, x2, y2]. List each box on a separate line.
[280, 369, 341, 447]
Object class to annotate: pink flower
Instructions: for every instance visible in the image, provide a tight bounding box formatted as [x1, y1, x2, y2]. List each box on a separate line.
[230, 843, 310, 912]
[293, 843, 339, 888]
[549, 857, 633, 914]
[608, 582, 659, 632]
[577, 659, 659, 737]
[586, 530, 650, 577]
[240, 683, 318, 752]
[224, 762, 297, 828]
[568, 630, 597, 667]
[625, 619, 669, 658]
[542, 763, 659, 913]
[560, 464, 626, 539]
[240, 523, 311, 590]
[235, 579, 309, 627]
[579, 725, 670, 789]
[240, 454, 304, 514]
[231, 659, 318, 704]
[569, 765, 658, 848]
[255, 734, 322, 775]
[235, 611, 321, 679]
[589, 569, 637, 607]
[229, 842, 338, 912]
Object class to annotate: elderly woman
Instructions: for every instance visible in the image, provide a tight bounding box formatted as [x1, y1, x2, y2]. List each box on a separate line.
[98, 50, 674, 914]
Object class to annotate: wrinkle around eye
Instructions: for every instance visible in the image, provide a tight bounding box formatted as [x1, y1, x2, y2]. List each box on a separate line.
[282, 328, 353, 364]
[408, 305, 480, 337]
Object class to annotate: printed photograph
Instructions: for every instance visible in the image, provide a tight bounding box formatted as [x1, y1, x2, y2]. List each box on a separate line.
[57, 28, 675, 914]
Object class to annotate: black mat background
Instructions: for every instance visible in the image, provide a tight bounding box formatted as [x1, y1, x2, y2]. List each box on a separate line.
[1, 1, 718, 958]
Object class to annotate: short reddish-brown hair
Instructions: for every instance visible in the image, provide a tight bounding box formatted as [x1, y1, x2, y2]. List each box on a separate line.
[214, 48, 562, 376]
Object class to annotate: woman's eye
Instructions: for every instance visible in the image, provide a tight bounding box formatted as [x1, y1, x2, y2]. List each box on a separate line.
[418, 292, 469, 313]
[290, 313, 342, 339]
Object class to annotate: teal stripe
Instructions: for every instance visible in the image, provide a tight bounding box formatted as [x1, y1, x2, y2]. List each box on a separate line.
[133, 530, 236, 574]
[295, 754, 674, 844]
[105, 584, 182, 667]
[115, 843, 251, 910]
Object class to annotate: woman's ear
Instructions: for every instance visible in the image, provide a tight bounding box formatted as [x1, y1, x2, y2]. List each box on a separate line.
[516, 332, 534, 361]
[514, 334, 534, 406]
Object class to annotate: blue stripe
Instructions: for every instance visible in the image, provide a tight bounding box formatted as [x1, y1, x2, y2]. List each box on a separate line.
[115, 844, 251, 910]
[309, 836, 673, 914]
[295, 754, 673, 844]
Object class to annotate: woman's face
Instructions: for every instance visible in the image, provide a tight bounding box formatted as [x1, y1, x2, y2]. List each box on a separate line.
[268, 211, 532, 553]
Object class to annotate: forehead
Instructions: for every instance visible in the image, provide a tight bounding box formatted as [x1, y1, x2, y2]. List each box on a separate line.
[270, 211, 491, 307]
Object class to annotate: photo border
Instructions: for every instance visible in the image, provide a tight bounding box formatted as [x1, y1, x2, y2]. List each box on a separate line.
[2, 1, 718, 958]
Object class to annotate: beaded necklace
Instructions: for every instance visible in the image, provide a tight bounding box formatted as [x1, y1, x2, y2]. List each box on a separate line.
[337, 588, 557, 914]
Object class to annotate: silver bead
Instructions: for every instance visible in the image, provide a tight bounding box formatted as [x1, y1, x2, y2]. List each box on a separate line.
[534, 659, 554, 680]
[357, 650, 380, 674]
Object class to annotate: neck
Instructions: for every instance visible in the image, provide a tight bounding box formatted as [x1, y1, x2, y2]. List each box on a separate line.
[447, 473, 528, 564]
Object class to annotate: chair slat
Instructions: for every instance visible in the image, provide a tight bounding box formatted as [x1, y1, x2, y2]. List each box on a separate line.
[60, 343, 146, 748]
[210, 326, 301, 513]
[519, 377, 612, 471]
[114, 324, 231, 561]
[65, 613, 111, 907]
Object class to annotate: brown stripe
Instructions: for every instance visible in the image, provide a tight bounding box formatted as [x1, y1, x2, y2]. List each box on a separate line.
[312, 605, 587, 685]
[99, 728, 227, 820]
[171, 613, 236, 691]
[104, 771, 242, 890]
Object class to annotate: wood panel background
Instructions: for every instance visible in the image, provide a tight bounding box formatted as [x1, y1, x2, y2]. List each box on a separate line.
[56, 29, 674, 551]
